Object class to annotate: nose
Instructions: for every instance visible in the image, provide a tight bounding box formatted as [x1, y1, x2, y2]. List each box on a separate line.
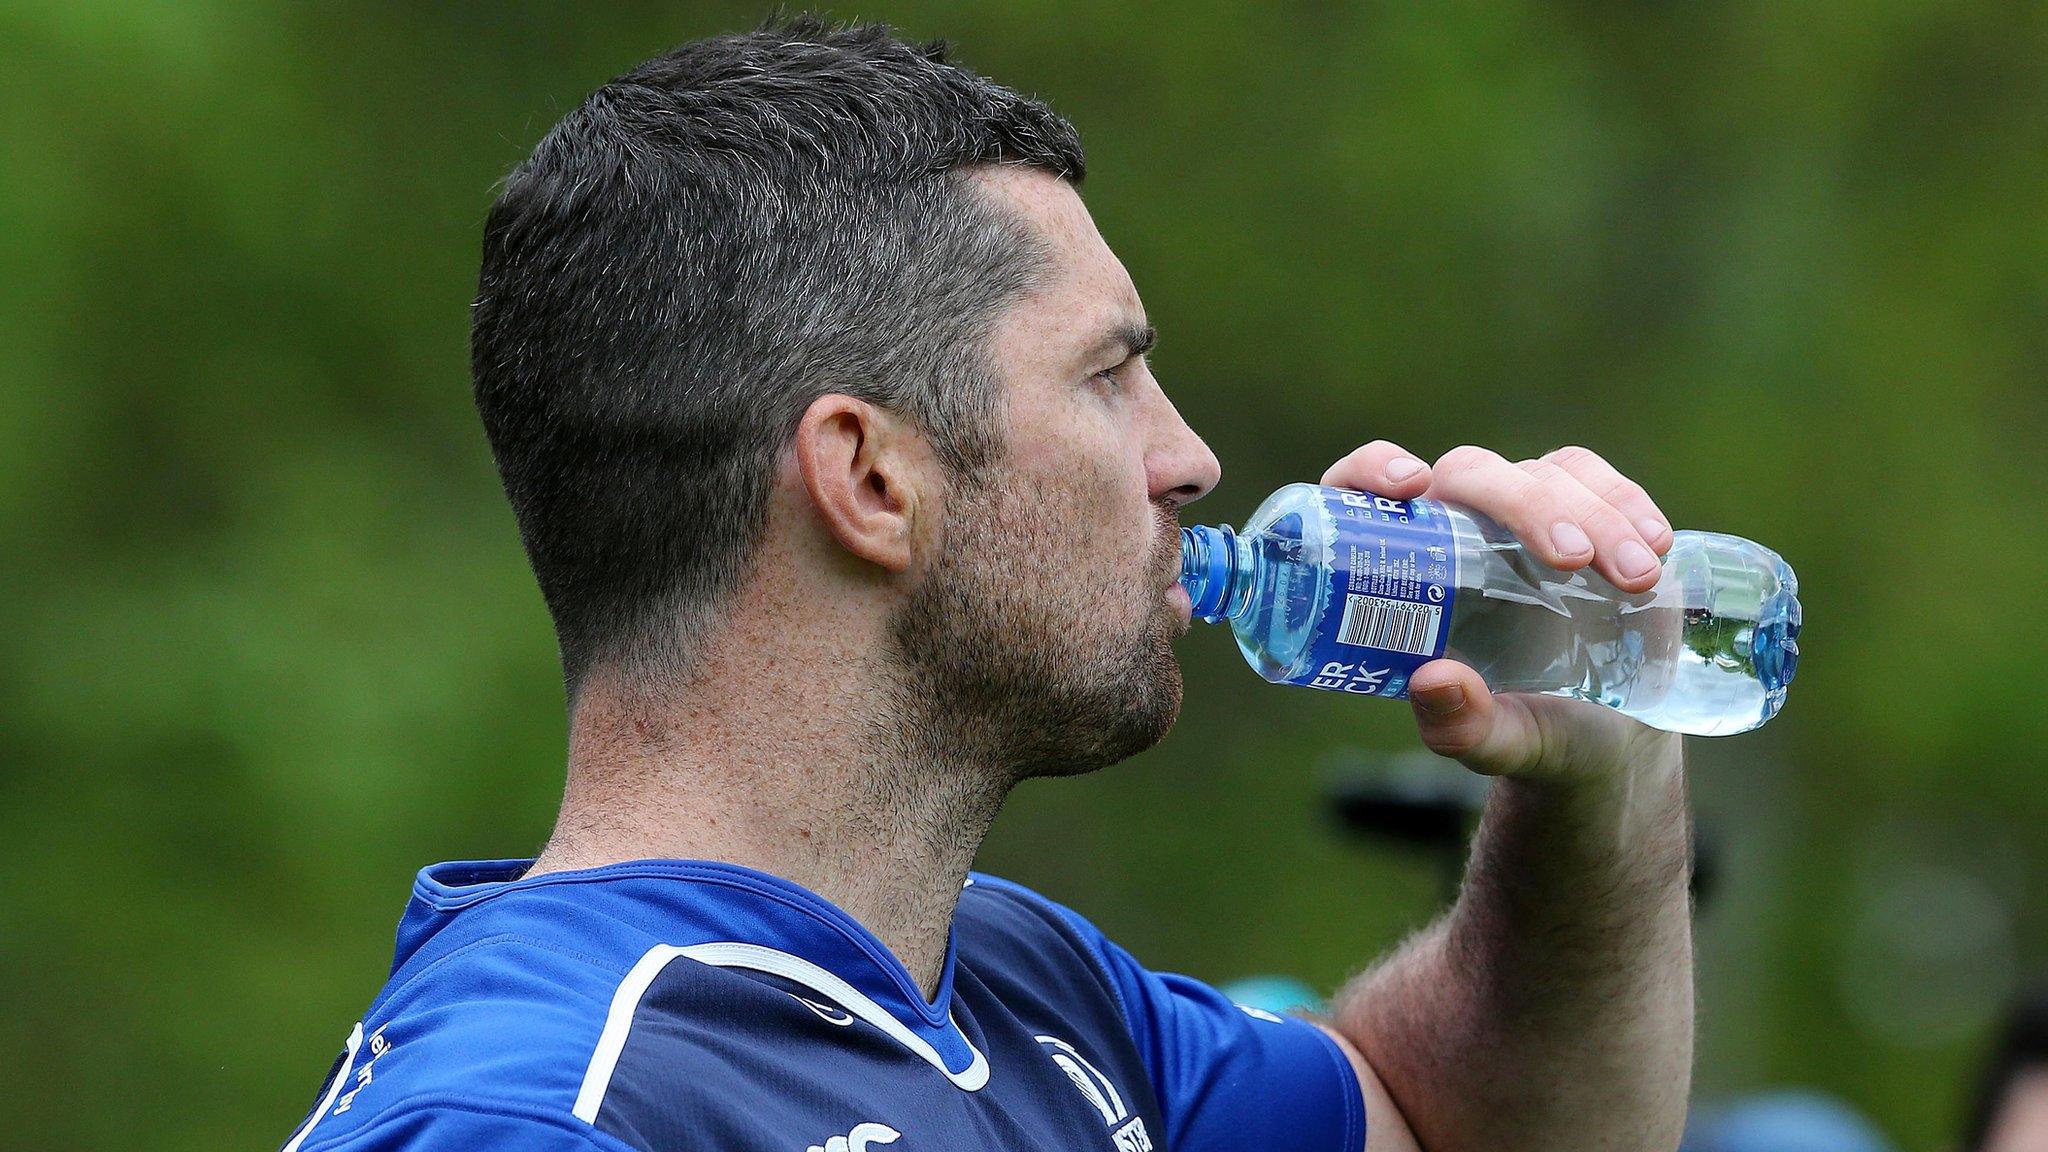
[1145, 387, 1221, 507]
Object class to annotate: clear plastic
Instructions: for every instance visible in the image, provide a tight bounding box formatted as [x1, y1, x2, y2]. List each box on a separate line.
[1181, 483, 1801, 736]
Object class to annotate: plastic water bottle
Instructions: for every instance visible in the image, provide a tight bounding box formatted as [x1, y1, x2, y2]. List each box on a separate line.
[1180, 483, 1801, 736]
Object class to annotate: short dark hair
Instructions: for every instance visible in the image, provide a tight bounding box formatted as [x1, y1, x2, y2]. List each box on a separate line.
[470, 15, 1084, 698]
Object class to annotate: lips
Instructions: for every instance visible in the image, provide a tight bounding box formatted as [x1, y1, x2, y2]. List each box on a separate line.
[1153, 511, 1183, 591]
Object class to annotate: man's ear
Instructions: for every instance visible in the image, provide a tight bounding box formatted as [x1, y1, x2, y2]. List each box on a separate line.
[792, 393, 926, 573]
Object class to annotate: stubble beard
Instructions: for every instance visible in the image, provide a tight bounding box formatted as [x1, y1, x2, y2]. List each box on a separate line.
[885, 469, 1185, 789]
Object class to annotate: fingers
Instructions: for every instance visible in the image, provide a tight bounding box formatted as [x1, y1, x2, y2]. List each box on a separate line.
[1541, 445, 1672, 556]
[1425, 445, 1607, 572]
[1513, 458, 1661, 590]
[1320, 439, 1432, 499]
[1322, 441, 1671, 591]
[1427, 444, 1663, 592]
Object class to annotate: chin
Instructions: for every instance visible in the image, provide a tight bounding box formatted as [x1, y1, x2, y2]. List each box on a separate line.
[1128, 623, 1187, 739]
[1027, 645, 1183, 781]
[1122, 678, 1183, 753]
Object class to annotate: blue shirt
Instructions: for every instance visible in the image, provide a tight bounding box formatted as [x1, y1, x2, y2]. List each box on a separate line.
[279, 860, 1365, 1152]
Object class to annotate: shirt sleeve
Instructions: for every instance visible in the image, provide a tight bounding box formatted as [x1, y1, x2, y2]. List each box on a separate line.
[290, 1097, 639, 1152]
[1016, 884, 1367, 1152]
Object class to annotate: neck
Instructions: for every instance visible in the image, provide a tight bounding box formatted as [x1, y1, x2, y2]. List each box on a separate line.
[527, 650, 1011, 998]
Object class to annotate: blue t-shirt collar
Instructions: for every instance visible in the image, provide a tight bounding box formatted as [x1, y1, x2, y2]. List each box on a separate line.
[398, 858, 964, 1035]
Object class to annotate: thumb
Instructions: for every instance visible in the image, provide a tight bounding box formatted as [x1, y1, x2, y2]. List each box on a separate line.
[1409, 659, 1650, 780]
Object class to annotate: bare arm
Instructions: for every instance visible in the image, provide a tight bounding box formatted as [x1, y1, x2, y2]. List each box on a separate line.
[1312, 441, 1697, 1152]
[1334, 733, 1692, 1152]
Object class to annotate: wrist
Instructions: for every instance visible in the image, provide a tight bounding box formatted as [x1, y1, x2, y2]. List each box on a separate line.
[1520, 725, 1684, 801]
[1486, 730, 1689, 878]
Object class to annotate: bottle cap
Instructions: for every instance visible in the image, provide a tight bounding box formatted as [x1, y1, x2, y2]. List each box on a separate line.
[1180, 524, 1236, 621]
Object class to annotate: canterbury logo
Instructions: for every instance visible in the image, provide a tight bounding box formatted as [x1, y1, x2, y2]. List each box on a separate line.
[805, 1121, 901, 1152]
[790, 994, 854, 1026]
[1034, 1035, 1127, 1125]
[1036, 1035, 1155, 1152]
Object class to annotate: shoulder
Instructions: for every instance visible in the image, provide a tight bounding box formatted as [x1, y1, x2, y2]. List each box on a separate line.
[956, 873, 1114, 966]
[286, 1094, 640, 1152]
[955, 873, 1136, 1023]
[960, 875, 1367, 1152]
[957, 872, 1106, 944]
[286, 932, 640, 1151]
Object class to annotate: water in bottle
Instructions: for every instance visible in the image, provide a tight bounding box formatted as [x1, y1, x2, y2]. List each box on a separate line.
[1179, 483, 1801, 736]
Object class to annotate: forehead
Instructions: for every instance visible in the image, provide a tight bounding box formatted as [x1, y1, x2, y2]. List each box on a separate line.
[970, 166, 1143, 352]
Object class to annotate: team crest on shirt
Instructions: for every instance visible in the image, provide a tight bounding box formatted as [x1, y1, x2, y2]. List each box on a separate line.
[1034, 1035, 1153, 1151]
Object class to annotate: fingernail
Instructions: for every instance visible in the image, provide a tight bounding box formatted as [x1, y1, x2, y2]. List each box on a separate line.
[1386, 457, 1426, 482]
[1636, 516, 1669, 543]
[1415, 683, 1465, 715]
[1550, 521, 1593, 557]
[1618, 539, 1659, 580]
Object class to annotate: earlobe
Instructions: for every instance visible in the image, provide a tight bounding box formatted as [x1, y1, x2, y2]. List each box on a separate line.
[793, 394, 917, 573]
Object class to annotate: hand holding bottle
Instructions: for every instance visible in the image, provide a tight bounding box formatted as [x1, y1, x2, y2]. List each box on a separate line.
[1316, 442, 1713, 781]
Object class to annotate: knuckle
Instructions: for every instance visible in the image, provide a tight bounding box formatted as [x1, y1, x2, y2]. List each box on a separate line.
[1507, 477, 1567, 523]
[1417, 718, 1480, 757]
[1608, 478, 1651, 507]
[1507, 469, 1553, 503]
[1578, 501, 1634, 535]
[1545, 444, 1600, 468]
[1437, 443, 1497, 471]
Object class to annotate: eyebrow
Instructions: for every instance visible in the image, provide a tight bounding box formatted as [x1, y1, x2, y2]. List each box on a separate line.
[1079, 321, 1157, 369]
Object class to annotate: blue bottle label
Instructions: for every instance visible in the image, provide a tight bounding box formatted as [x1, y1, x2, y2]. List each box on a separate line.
[1288, 491, 1458, 699]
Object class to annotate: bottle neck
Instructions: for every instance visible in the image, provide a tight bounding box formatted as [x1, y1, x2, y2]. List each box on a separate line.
[1180, 524, 1254, 622]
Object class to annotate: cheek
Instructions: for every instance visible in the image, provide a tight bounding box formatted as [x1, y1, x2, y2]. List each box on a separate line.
[1074, 401, 1152, 499]
[1073, 454, 1157, 591]
[1009, 399, 1155, 577]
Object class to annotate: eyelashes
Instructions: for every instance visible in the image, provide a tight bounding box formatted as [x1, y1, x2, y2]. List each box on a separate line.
[1091, 355, 1149, 390]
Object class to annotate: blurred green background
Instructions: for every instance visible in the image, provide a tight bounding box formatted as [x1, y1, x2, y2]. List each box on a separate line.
[3, 2, 2043, 1148]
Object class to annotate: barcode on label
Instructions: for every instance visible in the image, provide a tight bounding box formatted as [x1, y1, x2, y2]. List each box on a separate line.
[1337, 594, 1442, 656]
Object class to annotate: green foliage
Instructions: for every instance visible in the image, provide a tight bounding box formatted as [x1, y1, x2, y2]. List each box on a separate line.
[1, 2, 2042, 1148]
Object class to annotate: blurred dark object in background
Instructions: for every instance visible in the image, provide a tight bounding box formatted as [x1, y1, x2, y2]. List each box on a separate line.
[1320, 748, 1719, 909]
[1962, 986, 2048, 1152]
[1322, 748, 1489, 900]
